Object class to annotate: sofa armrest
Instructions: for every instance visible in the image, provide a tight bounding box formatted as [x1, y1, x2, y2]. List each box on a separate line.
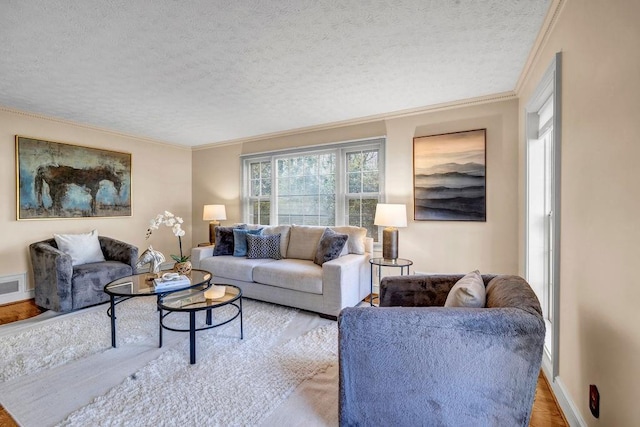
[99, 236, 138, 269]
[338, 306, 545, 426]
[321, 254, 370, 315]
[191, 246, 214, 270]
[29, 242, 73, 312]
[380, 274, 497, 307]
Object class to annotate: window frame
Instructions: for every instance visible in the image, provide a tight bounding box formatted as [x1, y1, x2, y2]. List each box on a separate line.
[241, 137, 385, 234]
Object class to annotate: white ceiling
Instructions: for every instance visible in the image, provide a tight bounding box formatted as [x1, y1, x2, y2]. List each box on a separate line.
[0, 1, 550, 147]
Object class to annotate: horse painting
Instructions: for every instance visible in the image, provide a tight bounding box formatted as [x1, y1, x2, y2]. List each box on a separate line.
[34, 164, 123, 215]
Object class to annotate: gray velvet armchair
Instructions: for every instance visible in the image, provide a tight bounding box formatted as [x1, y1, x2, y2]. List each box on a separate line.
[30, 236, 138, 312]
[338, 274, 545, 426]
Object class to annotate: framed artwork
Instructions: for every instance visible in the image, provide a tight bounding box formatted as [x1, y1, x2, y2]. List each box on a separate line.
[16, 136, 132, 219]
[413, 129, 486, 221]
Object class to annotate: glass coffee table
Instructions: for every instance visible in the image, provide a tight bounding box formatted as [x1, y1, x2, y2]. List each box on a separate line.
[158, 284, 243, 364]
[104, 269, 212, 348]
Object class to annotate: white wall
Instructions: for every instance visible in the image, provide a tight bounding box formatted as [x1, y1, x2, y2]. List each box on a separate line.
[518, 0, 640, 424]
[192, 98, 520, 277]
[0, 109, 192, 297]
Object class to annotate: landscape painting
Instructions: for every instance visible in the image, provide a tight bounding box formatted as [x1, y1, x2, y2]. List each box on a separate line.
[413, 129, 486, 221]
[16, 136, 132, 219]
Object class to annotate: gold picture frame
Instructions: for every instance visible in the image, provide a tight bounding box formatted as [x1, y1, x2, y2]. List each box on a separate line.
[16, 136, 132, 220]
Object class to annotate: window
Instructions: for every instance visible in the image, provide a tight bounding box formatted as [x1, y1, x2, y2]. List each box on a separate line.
[242, 138, 384, 240]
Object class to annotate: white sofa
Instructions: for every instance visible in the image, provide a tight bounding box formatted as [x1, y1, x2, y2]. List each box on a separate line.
[191, 224, 372, 318]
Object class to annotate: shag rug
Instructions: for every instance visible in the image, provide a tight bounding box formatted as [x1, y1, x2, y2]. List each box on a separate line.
[0, 297, 339, 426]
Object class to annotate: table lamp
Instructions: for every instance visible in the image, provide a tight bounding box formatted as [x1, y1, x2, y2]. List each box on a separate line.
[374, 203, 407, 261]
[203, 204, 227, 245]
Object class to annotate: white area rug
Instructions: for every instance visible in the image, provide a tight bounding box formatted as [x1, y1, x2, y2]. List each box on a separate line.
[0, 298, 339, 426]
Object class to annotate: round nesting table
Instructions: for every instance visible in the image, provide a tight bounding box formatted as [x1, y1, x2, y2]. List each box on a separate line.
[158, 284, 243, 364]
[104, 269, 212, 348]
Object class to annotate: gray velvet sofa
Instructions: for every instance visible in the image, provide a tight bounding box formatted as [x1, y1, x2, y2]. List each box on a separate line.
[30, 237, 138, 312]
[191, 224, 372, 318]
[338, 274, 545, 426]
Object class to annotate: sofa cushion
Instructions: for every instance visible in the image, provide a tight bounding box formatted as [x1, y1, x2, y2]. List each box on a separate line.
[287, 225, 325, 260]
[202, 255, 276, 282]
[261, 225, 291, 258]
[246, 234, 282, 259]
[332, 226, 367, 255]
[444, 270, 486, 308]
[214, 225, 246, 256]
[314, 228, 348, 265]
[54, 229, 105, 266]
[253, 259, 323, 294]
[233, 228, 263, 257]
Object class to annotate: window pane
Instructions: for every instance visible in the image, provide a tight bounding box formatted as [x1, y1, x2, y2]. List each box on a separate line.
[363, 150, 378, 171]
[347, 198, 379, 242]
[348, 172, 362, 193]
[250, 179, 260, 197]
[251, 163, 260, 180]
[261, 162, 271, 178]
[362, 171, 379, 192]
[261, 179, 271, 196]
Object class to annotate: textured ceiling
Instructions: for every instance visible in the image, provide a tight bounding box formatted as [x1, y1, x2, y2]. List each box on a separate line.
[0, 1, 550, 147]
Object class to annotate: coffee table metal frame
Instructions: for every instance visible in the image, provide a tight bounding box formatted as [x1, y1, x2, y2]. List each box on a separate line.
[103, 269, 212, 348]
[158, 285, 243, 364]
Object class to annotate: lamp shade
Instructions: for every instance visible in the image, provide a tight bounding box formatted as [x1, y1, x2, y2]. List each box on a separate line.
[203, 204, 227, 221]
[374, 204, 407, 227]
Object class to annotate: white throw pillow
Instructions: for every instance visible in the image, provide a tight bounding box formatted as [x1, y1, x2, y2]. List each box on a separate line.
[444, 270, 486, 308]
[53, 229, 105, 266]
[332, 226, 367, 255]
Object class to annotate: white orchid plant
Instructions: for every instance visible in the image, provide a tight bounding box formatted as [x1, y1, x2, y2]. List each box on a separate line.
[146, 211, 189, 263]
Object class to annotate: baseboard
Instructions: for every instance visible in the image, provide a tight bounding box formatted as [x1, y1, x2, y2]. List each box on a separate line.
[542, 357, 588, 427]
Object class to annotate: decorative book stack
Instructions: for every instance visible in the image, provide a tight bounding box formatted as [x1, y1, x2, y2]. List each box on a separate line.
[153, 275, 191, 291]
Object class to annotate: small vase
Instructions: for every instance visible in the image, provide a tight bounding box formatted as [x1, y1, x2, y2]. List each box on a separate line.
[174, 261, 192, 275]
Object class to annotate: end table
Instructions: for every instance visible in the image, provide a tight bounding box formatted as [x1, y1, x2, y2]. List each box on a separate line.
[369, 257, 413, 306]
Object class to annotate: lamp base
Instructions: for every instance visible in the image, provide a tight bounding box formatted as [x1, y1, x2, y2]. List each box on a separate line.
[209, 220, 220, 245]
[382, 227, 398, 260]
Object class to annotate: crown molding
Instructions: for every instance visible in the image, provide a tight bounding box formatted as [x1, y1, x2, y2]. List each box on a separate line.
[193, 91, 517, 151]
[0, 105, 190, 151]
[515, 0, 566, 95]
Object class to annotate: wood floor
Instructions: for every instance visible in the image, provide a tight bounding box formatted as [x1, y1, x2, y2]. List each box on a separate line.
[0, 299, 568, 426]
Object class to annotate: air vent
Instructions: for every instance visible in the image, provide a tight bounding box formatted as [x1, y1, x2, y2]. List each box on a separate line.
[0, 273, 30, 304]
[0, 280, 19, 295]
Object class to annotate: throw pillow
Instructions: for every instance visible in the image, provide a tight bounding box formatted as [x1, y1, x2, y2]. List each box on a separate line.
[246, 234, 282, 260]
[314, 228, 348, 266]
[286, 225, 325, 260]
[233, 228, 263, 257]
[53, 229, 105, 266]
[332, 226, 367, 255]
[444, 270, 486, 308]
[261, 225, 291, 258]
[213, 225, 246, 256]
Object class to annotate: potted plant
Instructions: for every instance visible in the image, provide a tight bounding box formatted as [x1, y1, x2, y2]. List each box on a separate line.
[146, 211, 191, 274]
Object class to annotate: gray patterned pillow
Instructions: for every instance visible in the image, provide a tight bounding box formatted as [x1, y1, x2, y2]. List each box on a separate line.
[246, 234, 282, 259]
[314, 228, 348, 266]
